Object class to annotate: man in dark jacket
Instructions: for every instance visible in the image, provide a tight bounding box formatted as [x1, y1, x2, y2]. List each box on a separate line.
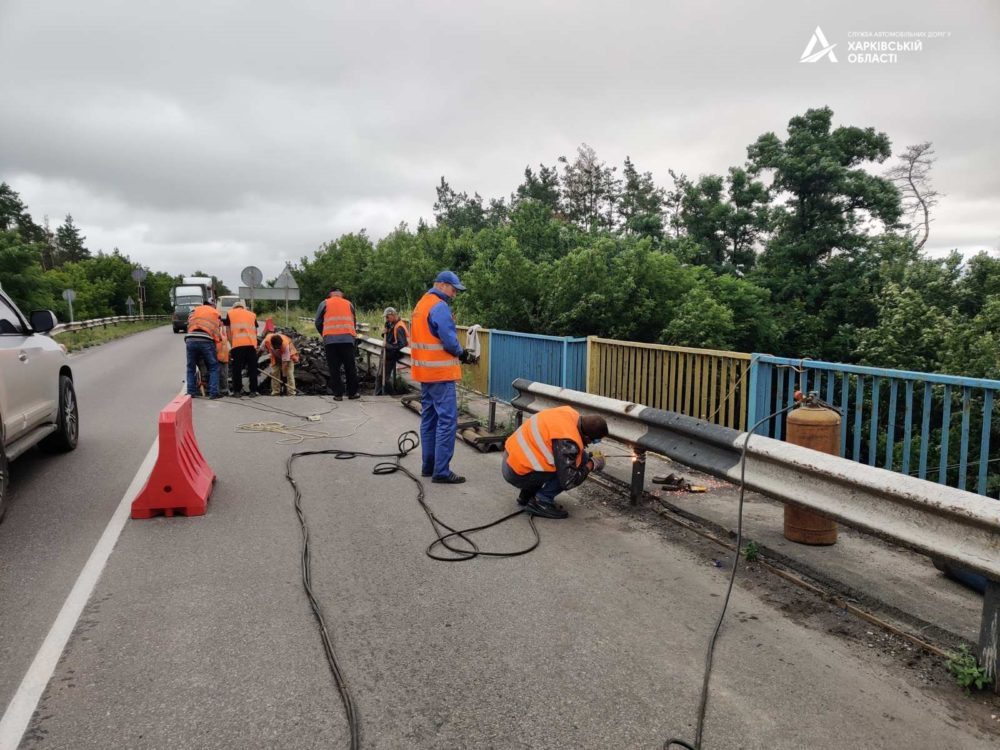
[377, 307, 408, 395]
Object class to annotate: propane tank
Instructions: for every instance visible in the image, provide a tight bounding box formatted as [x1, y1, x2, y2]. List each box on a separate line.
[784, 393, 840, 545]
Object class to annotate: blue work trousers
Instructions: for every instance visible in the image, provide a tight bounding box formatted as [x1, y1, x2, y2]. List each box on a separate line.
[186, 338, 220, 397]
[420, 380, 458, 478]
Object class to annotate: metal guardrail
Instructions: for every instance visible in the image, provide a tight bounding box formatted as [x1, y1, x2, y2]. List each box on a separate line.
[51, 315, 169, 335]
[510, 378, 1000, 686]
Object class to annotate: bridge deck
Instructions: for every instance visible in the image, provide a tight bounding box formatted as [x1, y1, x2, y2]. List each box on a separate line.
[17, 395, 997, 749]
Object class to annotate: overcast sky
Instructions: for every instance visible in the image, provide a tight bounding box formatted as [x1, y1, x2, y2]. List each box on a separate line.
[1, 0, 998, 291]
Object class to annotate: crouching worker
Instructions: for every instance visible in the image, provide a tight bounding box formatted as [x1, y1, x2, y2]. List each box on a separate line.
[262, 333, 299, 395]
[502, 406, 608, 519]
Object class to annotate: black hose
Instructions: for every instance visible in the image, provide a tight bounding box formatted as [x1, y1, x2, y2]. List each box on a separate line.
[284, 430, 545, 748]
[664, 404, 795, 750]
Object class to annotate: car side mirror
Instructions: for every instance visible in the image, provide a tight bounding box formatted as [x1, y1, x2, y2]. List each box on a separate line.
[29, 310, 58, 333]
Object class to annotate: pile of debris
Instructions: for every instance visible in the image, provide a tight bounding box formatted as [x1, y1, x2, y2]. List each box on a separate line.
[256, 326, 377, 396]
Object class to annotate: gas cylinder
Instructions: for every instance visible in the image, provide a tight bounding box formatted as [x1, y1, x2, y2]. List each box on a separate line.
[784, 399, 840, 545]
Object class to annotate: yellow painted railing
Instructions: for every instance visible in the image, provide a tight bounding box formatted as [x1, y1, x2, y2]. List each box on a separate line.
[586, 337, 752, 430]
[457, 325, 490, 395]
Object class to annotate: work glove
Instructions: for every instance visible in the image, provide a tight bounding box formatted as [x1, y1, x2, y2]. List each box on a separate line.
[589, 453, 606, 473]
[459, 350, 479, 365]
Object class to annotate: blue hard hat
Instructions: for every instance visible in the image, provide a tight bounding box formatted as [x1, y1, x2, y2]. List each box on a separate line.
[434, 270, 466, 291]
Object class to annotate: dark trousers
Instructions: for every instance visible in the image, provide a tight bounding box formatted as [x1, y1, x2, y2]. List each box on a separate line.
[231, 345, 259, 394]
[186, 339, 219, 397]
[325, 342, 359, 397]
[501, 452, 563, 503]
[378, 352, 401, 394]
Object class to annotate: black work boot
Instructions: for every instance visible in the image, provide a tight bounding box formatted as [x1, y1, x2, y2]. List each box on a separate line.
[525, 497, 568, 519]
[432, 472, 466, 484]
[517, 490, 533, 507]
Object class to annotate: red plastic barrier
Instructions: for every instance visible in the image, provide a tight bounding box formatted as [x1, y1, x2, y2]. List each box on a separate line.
[131, 395, 216, 519]
[263, 317, 275, 334]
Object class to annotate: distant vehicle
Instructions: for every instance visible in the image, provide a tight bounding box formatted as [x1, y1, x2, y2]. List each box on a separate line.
[172, 284, 208, 306]
[0, 289, 79, 520]
[171, 302, 198, 333]
[217, 295, 244, 319]
[183, 277, 215, 303]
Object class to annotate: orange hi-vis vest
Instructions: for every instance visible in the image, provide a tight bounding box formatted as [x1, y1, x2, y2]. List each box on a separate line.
[505, 406, 584, 476]
[322, 296, 356, 337]
[410, 292, 460, 383]
[390, 319, 408, 346]
[264, 333, 300, 364]
[187, 305, 222, 342]
[216, 336, 231, 364]
[228, 307, 258, 348]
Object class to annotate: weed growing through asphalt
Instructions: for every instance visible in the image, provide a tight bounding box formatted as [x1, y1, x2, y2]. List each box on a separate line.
[946, 645, 992, 693]
[744, 540, 760, 563]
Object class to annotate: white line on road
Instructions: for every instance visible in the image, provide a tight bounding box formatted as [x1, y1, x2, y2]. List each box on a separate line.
[0, 438, 159, 750]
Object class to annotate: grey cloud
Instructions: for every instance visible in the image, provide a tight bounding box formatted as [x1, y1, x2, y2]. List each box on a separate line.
[0, 0, 997, 290]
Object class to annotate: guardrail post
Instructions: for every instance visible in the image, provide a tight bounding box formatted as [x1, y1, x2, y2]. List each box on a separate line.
[980, 579, 1000, 694]
[630, 450, 646, 505]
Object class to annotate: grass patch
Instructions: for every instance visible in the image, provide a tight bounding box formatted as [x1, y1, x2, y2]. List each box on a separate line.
[56, 320, 167, 352]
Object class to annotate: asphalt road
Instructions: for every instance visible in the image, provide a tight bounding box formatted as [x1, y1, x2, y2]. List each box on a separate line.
[0, 325, 184, 717]
[0, 378, 993, 748]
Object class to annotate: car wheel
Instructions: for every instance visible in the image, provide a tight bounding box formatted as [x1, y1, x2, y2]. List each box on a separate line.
[0, 441, 8, 523]
[41, 376, 79, 453]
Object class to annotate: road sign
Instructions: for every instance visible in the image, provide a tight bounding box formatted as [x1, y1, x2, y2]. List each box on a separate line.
[131, 268, 147, 283]
[241, 266, 264, 287]
[126, 296, 136, 316]
[274, 265, 299, 289]
[238, 286, 300, 301]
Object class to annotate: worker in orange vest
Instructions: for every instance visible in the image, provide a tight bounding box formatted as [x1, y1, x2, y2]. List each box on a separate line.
[410, 271, 476, 483]
[185, 300, 223, 399]
[376, 307, 408, 396]
[215, 333, 232, 396]
[262, 333, 300, 395]
[502, 406, 608, 518]
[227, 300, 259, 397]
[314, 287, 358, 401]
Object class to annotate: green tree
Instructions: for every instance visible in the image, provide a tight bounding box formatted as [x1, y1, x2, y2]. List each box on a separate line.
[55, 214, 90, 265]
[0, 230, 49, 311]
[558, 144, 620, 232]
[434, 178, 488, 232]
[748, 107, 902, 355]
[618, 156, 665, 239]
[514, 164, 561, 211]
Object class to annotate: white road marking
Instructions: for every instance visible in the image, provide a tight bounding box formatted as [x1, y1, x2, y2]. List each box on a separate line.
[0, 438, 159, 750]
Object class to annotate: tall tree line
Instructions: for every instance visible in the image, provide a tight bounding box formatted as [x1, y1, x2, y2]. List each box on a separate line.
[292, 106, 998, 379]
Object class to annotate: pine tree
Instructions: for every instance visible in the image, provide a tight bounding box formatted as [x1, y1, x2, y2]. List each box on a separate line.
[55, 214, 90, 265]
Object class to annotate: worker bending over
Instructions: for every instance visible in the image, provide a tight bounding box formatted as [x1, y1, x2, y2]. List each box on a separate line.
[228, 301, 259, 397]
[316, 287, 359, 401]
[502, 406, 608, 518]
[262, 333, 299, 395]
[185, 300, 223, 399]
[411, 270, 477, 483]
[377, 307, 408, 396]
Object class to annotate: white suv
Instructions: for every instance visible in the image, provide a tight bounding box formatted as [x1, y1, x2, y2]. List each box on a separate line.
[0, 289, 79, 520]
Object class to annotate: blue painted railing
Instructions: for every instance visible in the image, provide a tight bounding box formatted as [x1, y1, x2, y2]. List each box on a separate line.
[748, 355, 1000, 498]
[487, 330, 587, 402]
